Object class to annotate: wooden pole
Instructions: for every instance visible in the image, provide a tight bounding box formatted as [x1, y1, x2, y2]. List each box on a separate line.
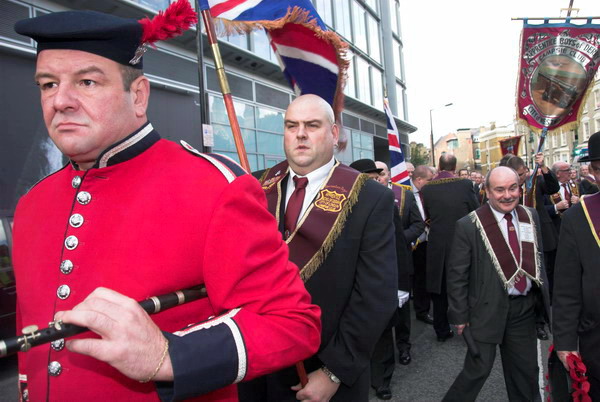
[200, 9, 251, 172]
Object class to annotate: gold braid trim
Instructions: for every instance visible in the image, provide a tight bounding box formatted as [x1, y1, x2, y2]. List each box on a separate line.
[427, 177, 461, 186]
[258, 168, 270, 184]
[299, 173, 369, 282]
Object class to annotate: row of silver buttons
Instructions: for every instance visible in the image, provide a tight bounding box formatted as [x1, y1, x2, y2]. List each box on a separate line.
[49, 176, 88, 377]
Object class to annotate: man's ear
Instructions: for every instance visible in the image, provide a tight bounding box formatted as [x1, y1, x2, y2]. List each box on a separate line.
[331, 123, 340, 146]
[130, 75, 150, 118]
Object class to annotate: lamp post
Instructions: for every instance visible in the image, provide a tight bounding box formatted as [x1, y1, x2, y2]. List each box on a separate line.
[429, 103, 453, 167]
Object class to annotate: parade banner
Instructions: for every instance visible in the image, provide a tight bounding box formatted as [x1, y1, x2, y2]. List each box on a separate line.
[516, 21, 600, 132]
[499, 135, 523, 156]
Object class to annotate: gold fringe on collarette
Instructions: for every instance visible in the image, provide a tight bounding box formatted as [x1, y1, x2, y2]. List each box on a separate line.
[211, 6, 350, 128]
[299, 173, 369, 282]
[391, 184, 406, 218]
[258, 168, 270, 184]
[469, 208, 542, 291]
[427, 177, 461, 186]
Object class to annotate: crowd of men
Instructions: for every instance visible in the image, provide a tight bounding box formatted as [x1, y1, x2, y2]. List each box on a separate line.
[8, 4, 600, 402]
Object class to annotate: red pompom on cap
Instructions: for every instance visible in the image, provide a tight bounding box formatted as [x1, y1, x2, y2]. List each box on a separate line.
[139, 0, 198, 46]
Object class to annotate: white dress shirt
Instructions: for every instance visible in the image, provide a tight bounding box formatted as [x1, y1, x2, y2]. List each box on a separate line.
[489, 206, 532, 296]
[285, 156, 336, 225]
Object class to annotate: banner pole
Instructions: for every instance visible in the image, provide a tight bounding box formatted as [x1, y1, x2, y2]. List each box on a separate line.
[200, 9, 251, 172]
[525, 127, 548, 206]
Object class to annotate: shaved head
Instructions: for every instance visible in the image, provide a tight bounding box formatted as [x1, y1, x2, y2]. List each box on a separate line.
[288, 94, 335, 125]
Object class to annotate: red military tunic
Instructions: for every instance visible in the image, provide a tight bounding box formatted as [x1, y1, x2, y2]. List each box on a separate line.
[12, 123, 321, 401]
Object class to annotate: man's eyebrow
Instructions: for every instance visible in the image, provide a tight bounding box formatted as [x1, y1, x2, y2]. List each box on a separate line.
[34, 66, 106, 82]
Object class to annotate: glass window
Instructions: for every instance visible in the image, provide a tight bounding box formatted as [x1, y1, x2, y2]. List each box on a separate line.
[447, 139, 459, 149]
[357, 57, 371, 105]
[393, 41, 402, 79]
[560, 131, 566, 146]
[594, 90, 600, 109]
[257, 132, 285, 156]
[334, 0, 352, 39]
[390, 0, 399, 36]
[361, 133, 373, 150]
[209, 95, 255, 128]
[136, 0, 170, 10]
[213, 124, 257, 153]
[218, 151, 261, 172]
[223, 32, 249, 50]
[364, 0, 378, 14]
[256, 107, 284, 133]
[396, 82, 405, 119]
[583, 121, 590, 140]
[366, 14, 381, 63]
[345, 56, 357, 98]
[371, 67, 383, 110]
[252, 29, 275, 62]
[315, 0, 333, 26]
[352, 1, 367, 53]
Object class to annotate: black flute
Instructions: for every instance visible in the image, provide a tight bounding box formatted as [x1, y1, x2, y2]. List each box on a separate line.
[0, 285, 207, 358]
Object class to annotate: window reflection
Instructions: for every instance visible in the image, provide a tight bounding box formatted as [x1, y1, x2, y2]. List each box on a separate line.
[371, 67, 383, 111]
[352, 1, 367, 54]
[256, 107, 284, 133]
[334, 0, 352, 40]
[367, 14, 381, 63]
[357, 57, 371, 105]
[315, 0, 333, 26]
[252, 29, 276, 62]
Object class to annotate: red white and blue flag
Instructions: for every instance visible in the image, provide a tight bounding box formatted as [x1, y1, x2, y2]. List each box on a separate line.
[199, 0, 348, 121]
[384, 98, 410, 186]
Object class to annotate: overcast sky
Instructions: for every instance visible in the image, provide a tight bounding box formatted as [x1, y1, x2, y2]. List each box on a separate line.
[399, 0, 600, 146]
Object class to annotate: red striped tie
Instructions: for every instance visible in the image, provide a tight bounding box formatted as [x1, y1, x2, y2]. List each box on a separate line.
[505, 213, 526, 292]
[284, 176, 309, 239]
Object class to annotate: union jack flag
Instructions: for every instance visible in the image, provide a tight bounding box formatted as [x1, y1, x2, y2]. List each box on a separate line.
[199, 0, 348, 120]
[384, 98, 410, 186]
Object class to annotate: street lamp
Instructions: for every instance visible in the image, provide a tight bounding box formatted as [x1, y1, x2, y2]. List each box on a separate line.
[429, 102, 453, 167]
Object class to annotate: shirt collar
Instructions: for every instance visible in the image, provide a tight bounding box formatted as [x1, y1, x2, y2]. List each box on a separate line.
[71, 121, 160, 170]
[490, 204, 517, 224]
[288, 156, 336, 184]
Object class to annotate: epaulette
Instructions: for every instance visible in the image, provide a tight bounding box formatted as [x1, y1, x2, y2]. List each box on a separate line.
[180, 140, 247, 183]
[427, 177, 462, 186]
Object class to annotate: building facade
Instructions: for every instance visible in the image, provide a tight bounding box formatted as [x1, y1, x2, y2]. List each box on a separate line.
[432, 129, 476, 170]
[0, 0, 416, 217]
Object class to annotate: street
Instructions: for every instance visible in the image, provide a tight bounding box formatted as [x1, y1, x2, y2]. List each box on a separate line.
[369, 312, 551, 401]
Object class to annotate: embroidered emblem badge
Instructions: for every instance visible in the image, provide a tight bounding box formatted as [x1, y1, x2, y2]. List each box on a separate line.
[315, 189, 347, 212]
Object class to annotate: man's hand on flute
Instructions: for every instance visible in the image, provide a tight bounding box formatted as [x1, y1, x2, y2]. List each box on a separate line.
[54, 287, 174, 382]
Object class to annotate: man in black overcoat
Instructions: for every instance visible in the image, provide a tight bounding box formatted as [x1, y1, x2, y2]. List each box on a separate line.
[444, 167, 550, 401]
[239, 95, 398, 402]
[421, 154, 479, 341]
[553, 130, 600, 400]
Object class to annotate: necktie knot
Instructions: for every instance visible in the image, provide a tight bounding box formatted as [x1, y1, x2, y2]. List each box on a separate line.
[293, 176, 309, 190]
[504, 213, 513, 223]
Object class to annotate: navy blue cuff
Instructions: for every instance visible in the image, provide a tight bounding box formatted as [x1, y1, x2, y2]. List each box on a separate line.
[157, 323, 241, 400]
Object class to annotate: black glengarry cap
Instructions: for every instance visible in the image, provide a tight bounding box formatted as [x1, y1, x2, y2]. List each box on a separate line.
[14, 0, 197, 69]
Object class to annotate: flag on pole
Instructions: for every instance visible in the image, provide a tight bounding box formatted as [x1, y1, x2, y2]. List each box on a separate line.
[384, 98, 410, 186]
[199, 0, 348, 123]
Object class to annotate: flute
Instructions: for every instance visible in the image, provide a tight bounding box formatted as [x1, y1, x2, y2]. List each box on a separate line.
[0, 285, 207, 358]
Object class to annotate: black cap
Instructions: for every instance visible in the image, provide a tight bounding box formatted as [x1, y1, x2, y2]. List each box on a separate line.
[14, 0, 197, 69]
[15, 11, 145, 69]
[349, 159, 383, 174]
[579, 131, 600, 162]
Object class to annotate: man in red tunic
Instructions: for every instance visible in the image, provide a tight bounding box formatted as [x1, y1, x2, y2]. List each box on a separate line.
[11, 4, 321, 401]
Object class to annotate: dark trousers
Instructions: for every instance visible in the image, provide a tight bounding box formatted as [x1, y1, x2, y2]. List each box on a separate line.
[543, 249, 556, 300]
[395, 302, 411, 352]
[370, 325, 395, 389]
[412, 242, 431, 317]
[432, 270, 451, 337]
[580, 328, 600, 401]
[443, 293, 540, 402]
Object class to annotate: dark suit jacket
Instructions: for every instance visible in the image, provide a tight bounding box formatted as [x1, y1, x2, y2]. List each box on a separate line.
[421, 177, 479, 294]
[532, 171, 560, 251]
[399, 189, 425, 277]
[552, 199, 600, 351]
[447, 207, 551, 344]
[580, 178, 599, 195]
[394, 205, 412, 292]
[246, 171, 398, 401]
